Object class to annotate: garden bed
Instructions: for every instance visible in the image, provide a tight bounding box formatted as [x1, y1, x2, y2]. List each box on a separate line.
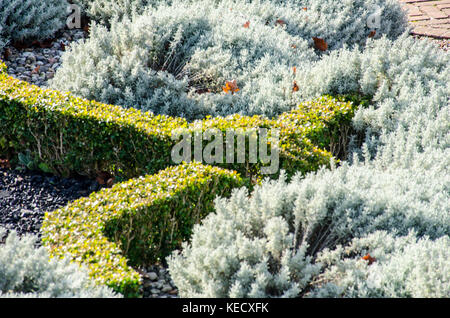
[1, 0, 448, 299]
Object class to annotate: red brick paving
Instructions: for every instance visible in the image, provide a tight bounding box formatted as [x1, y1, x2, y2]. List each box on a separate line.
[399, 0, 450, 38]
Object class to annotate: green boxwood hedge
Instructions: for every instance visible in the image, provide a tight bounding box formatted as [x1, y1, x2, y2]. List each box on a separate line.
[194, 95, 357, 180]
[0, 62, 356, 180]
[0, 67, 186, 178]
[41, 162, 245, 297]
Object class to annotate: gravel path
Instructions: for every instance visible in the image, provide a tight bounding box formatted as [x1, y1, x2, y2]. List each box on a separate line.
[2, 29, 86, 87]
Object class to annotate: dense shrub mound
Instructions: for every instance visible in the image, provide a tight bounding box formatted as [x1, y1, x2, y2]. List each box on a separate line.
[42, 163, 245, 296]
[218, 0, 407, 50]
[293, 0, 407, 49]
[168, 36, 450, 297]
[0, 68, 185, 178]
[51, 0, 406, 120]
[168, 160, 449, 297]
[71, 0, 407, 48]
[0, 0, 68, 51]
[0, 228, 119, 298]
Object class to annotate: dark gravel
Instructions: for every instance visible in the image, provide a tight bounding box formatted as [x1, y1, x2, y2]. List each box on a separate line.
[0, 167, 102, 245]
[0, 166, 180, 297]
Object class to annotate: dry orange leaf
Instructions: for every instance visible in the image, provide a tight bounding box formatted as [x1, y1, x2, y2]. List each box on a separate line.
[243, 21, 250, 28]
[369, 30, 377, 38]
[223, 80, 240, 94]
[293, 66, 297, 75]
[303, 7, 307, 11]
[32, 65, 40, 74]
[275, 19, 286, 26]
[293, 81, 299, 92]
[291, 44, 297, 49]
[313, 37, 328, 51]
[362, 254, 376, 265]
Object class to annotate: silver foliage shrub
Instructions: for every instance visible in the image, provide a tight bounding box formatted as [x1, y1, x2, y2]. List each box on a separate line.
[50, 0, 407, 119]
[311, 232, 450, 298]
[70, 0, 407, 48]
[0, 36, 5, 53]
[70, 0, 156, 25]
[228, 0, 407, 50]
[0, 0, 68, 45]
[296, 34, 450, 160]
[168, 157, 449, 297]
[168, 35, 449, 297]
[0, 228, 120, 298]
[50, 0, 316, 119]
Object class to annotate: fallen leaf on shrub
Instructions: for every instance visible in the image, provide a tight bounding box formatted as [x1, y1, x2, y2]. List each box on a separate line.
[303, 7, 307, 11]
[275, 19, 286, 26]
[369, 30, 377, 38]
[32, 65, 40, 74]
[223, 80, 240, 94]
[362, 254, 376, 265]
[313, 37, 328, 51]
[291, 44, 297, 49]
[243, 21, 250, 28]
[293, 81, 299, 92]
[293, 66, 297, 75]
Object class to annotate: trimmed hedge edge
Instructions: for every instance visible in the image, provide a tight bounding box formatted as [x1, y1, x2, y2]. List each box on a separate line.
[0, 61, 357, 181]
[41, 162, 245, 297]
